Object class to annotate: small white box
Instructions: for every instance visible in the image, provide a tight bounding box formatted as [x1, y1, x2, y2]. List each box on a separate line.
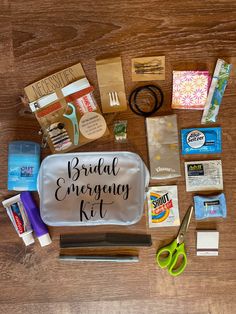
[196, 230, 219, 256]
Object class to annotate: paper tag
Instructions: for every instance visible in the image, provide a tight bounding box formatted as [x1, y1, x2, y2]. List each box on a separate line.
[79, 112, 107, 140]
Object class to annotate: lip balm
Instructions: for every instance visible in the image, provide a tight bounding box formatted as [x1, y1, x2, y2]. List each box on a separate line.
[20, 192, 52, 247]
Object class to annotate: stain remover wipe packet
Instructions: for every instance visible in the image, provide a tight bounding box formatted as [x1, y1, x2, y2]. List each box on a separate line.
[147, 185, 180, 228]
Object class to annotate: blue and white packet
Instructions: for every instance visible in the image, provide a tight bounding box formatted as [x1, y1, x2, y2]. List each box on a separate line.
[181, 127, 222, 155]
[194, 193, 227, 220]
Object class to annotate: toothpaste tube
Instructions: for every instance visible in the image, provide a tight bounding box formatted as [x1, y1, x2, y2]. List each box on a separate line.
[201, 59, 232, 124]
[194, 193, 227, 220]
[2, 195, 35, 246]
[20, 192, 52, 247]
[181, 127, 222, 155]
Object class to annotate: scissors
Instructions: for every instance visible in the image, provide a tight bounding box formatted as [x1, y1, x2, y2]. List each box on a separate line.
[63, 103, 79, 145]
[156, 205, 193, 277]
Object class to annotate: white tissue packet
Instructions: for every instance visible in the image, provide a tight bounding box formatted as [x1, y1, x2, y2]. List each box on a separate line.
[146, 115, 181, 179]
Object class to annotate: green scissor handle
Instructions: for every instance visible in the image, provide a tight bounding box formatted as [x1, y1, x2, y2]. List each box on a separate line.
[156, 239, 187, 277]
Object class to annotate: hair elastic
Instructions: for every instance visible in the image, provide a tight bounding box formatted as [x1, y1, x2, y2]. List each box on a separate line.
[128, 85, 164, 117]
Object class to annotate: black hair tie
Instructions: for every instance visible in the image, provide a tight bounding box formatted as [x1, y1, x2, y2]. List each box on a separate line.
[128, 85, 164, 117]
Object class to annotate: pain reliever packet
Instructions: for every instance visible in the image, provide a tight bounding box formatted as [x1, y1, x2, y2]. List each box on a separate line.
[185, 160, 223, 192]
[181, 127, 222, 155]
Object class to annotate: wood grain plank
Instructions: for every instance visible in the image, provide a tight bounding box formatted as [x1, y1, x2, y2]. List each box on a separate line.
[0, 0, 236, 313]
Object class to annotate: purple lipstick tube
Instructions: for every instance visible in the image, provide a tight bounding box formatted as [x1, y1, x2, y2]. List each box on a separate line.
[20, 191, 52, 247]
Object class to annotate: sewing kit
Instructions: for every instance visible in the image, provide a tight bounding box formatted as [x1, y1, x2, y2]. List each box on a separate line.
[25, 63, 109, 153]
[2, 55, 232, 271]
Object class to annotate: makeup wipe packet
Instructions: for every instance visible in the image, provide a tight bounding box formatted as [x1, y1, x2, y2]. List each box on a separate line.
[38, 152, 150, 226]
[147, 186, 180, 227]
[194, 193, 227, 220]
[181, 127, 222, 155]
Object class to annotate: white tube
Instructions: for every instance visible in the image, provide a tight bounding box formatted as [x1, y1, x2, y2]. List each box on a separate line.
[2, 194, 35, 246]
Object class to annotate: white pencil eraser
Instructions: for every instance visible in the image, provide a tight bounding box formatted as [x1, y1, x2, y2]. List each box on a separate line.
[196, 230, 219, 256]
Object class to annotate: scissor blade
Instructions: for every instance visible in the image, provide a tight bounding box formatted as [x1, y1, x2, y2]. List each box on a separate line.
[176, 205, 193, 245]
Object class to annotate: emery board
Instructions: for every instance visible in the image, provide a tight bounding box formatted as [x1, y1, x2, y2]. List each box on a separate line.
[96, 57, 127, 113]
[59, 248, 139, 262]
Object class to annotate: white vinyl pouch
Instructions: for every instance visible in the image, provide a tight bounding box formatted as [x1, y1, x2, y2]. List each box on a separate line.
[38, 152, 150, 226]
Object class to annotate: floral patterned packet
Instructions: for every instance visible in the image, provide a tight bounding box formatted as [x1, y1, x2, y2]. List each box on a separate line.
[171, 71, 210, 110]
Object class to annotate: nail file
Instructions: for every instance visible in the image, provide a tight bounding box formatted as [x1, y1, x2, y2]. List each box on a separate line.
[59, 255, 139, 262]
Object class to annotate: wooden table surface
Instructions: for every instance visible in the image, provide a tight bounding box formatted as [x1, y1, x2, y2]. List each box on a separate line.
[1, 1, 236, 313]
